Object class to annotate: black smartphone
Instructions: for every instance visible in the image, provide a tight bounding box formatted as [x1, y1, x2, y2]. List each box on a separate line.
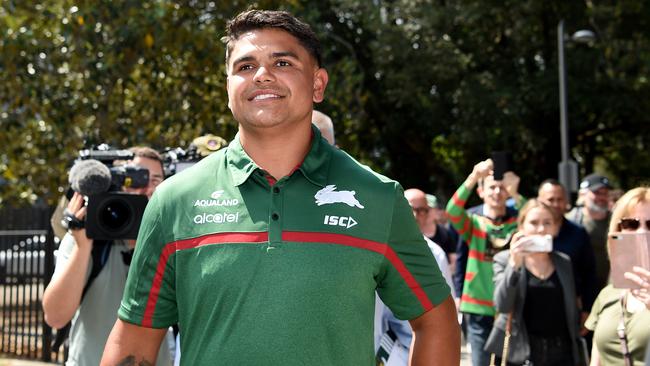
[491, 151, 512, 180]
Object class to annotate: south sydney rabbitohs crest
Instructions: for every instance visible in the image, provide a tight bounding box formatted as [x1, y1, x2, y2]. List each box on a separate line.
[315, 185, 364, 229]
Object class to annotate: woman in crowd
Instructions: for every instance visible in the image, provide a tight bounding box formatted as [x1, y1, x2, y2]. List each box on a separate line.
[486, 199, 582, 365]
[586, 187, 650, 366]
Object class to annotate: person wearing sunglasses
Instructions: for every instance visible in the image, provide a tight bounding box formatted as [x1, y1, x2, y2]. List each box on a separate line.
[486, 199, 582, 365]
[585, 187, 650, 366]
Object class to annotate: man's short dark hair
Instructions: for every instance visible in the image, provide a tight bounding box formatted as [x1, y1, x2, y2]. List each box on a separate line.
[129, 146, 163, 171]
[223, 9, 322, 68]
[538, 178, 566, 194]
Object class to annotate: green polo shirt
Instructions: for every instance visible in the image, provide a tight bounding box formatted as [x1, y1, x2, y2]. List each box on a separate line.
[119, 127, 450, 365]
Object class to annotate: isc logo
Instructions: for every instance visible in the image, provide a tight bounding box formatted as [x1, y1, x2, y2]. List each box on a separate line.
[323, 215, 358, 229]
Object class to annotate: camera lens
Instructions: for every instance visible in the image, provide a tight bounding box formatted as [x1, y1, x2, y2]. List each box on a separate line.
[98, 198, 132, 232]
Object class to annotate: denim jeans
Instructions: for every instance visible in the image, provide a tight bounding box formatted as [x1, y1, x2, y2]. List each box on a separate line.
[464, 313, 494, 366]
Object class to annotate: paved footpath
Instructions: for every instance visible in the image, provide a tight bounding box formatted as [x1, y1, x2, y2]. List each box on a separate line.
[2, 344, 471, 365]
[0, 359, 56, 366]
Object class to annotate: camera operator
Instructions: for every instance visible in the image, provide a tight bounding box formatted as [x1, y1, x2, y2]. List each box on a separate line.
[43, 146, 171, 366]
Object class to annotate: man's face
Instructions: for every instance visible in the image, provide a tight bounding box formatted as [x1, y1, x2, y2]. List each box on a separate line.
[585, 187, 610, 213]
[226, 28, 328, 131]
[123, 156, 164, 199]
[405, 193, 430, 230]
[537, 183, 567, 216]
[478, 175, 508, 209]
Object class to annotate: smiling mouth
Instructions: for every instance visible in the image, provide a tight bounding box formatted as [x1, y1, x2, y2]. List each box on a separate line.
[250, 94, 283, 101]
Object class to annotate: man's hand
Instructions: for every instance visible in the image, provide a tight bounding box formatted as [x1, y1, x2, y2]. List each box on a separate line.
[502, 171, 521, 200]
[408, 296, 460, 366]
[465, 159, 493, 188]
[65, 192, 93, 251]
[101, 320, 166, 366]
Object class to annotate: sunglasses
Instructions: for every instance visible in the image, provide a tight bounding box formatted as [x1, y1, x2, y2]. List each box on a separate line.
[411, 206, 430, 215]
[618, 218, 650, 231]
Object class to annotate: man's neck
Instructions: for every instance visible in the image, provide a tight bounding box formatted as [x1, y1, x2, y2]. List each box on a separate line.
[421, 222, 437, 238]
[482, 204, 506, 221]
[239, 122, 312, 180]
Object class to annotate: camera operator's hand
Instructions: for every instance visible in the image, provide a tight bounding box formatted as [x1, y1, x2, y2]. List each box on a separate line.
[66, 192, 93, 251]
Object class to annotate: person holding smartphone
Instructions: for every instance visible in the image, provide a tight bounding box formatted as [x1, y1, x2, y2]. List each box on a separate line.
[586, 187, 650, 366]
[486, 199, 582, 365]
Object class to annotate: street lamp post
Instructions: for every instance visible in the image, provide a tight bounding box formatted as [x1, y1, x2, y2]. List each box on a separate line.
[557, 20, 596, 193]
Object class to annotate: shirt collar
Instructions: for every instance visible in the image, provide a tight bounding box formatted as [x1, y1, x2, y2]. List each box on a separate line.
[227, 124, 331, 187]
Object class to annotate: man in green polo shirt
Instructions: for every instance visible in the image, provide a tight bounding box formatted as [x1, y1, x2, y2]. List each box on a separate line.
[101, 9, 459, 366]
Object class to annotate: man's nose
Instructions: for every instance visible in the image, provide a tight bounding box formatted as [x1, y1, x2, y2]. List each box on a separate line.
[254, 66, 275, 83]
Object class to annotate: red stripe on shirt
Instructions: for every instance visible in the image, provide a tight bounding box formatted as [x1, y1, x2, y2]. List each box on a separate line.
[465, 272, 475, 282]
[461, 294, 493, 307]
[468, 249, 486, 262]
[451, 192, 466, 207]
[471, 227, 487, 239]
[141, 232, 269, 327]
[282, 231, 434, 311]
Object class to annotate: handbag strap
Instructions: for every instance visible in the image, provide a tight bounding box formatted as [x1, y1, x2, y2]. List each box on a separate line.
[501, 312, 514, 366]
[489, 312, 514, 366]
[618, 293, 633, 366]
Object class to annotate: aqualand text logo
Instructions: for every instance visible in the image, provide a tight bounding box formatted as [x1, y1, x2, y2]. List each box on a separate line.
[314, 185, 364, 209]
[194, 190, 239, 207]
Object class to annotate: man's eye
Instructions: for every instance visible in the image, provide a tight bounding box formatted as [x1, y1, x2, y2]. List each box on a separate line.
[276, 60, 291, 67]
[238, 64, 254, 71]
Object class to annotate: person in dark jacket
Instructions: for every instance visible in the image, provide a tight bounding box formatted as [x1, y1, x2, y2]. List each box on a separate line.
[486, 199, 582, 365]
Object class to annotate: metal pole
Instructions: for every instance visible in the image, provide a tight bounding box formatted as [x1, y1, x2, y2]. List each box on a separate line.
[558, 20, 569, 164]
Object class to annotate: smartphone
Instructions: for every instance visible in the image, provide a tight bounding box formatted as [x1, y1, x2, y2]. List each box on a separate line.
[521, 235, 553, 253]
[608, 232, 650, 289]
[491, 151, 512, 180]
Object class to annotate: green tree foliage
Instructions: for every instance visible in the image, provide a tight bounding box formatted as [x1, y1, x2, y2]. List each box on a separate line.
[1, 0, 649, 207]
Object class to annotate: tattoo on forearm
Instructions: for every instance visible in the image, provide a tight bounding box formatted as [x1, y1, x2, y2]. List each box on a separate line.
[116, 355, 154, 366]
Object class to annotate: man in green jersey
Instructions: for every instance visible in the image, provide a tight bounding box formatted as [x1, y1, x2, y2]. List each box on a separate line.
[101, 9, 459, 366]
[447, 158, 522, 366]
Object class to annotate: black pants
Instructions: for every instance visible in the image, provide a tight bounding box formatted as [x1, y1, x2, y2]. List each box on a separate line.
[528, 334, 574, 366]
[495, 334, 574, 366]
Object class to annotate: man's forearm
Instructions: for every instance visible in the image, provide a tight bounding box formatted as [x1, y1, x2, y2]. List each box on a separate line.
[409, 296, 460, 366]
[42, 243, 92, 328]
[101, 319, 165, 366]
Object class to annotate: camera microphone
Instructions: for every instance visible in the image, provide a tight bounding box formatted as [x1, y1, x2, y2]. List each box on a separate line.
[68, 159, 112, 196]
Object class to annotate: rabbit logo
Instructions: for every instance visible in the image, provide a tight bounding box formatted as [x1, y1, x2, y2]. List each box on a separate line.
[314, 185, 364, 209]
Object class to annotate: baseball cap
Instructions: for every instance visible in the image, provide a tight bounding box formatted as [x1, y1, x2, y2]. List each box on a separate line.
[191, 134, 227, 157]
[579, 173, 612, 191]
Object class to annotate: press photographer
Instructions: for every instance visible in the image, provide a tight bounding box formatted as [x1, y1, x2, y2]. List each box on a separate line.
[43, 146, 172, 366]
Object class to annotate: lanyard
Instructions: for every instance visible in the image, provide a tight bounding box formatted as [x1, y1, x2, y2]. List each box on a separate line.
[618, 293, 633, 366]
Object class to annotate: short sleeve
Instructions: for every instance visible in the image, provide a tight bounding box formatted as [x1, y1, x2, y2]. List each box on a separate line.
[118, 191, 178, 328]
[376, 184, 451, 320]
[585, 289, 604, 331]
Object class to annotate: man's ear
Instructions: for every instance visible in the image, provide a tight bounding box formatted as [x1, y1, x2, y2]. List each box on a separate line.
[312, 68, 328, 103]
[226, 76, 232, 110]
[477, 185, 484, 199]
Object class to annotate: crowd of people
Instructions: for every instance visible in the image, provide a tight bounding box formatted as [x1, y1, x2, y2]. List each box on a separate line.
[40, 8, 650, 366]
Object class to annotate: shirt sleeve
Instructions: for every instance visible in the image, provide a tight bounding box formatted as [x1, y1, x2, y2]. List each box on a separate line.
[584, 289, 603, 331]
[53, 233, 92, 282]
[118, 191, 178, 328]
[376, 184, 451, 320]
[446, 183, 475, 244]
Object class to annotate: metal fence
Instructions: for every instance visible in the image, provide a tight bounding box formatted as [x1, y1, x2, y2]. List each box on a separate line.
[0, 205, 64, 363]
